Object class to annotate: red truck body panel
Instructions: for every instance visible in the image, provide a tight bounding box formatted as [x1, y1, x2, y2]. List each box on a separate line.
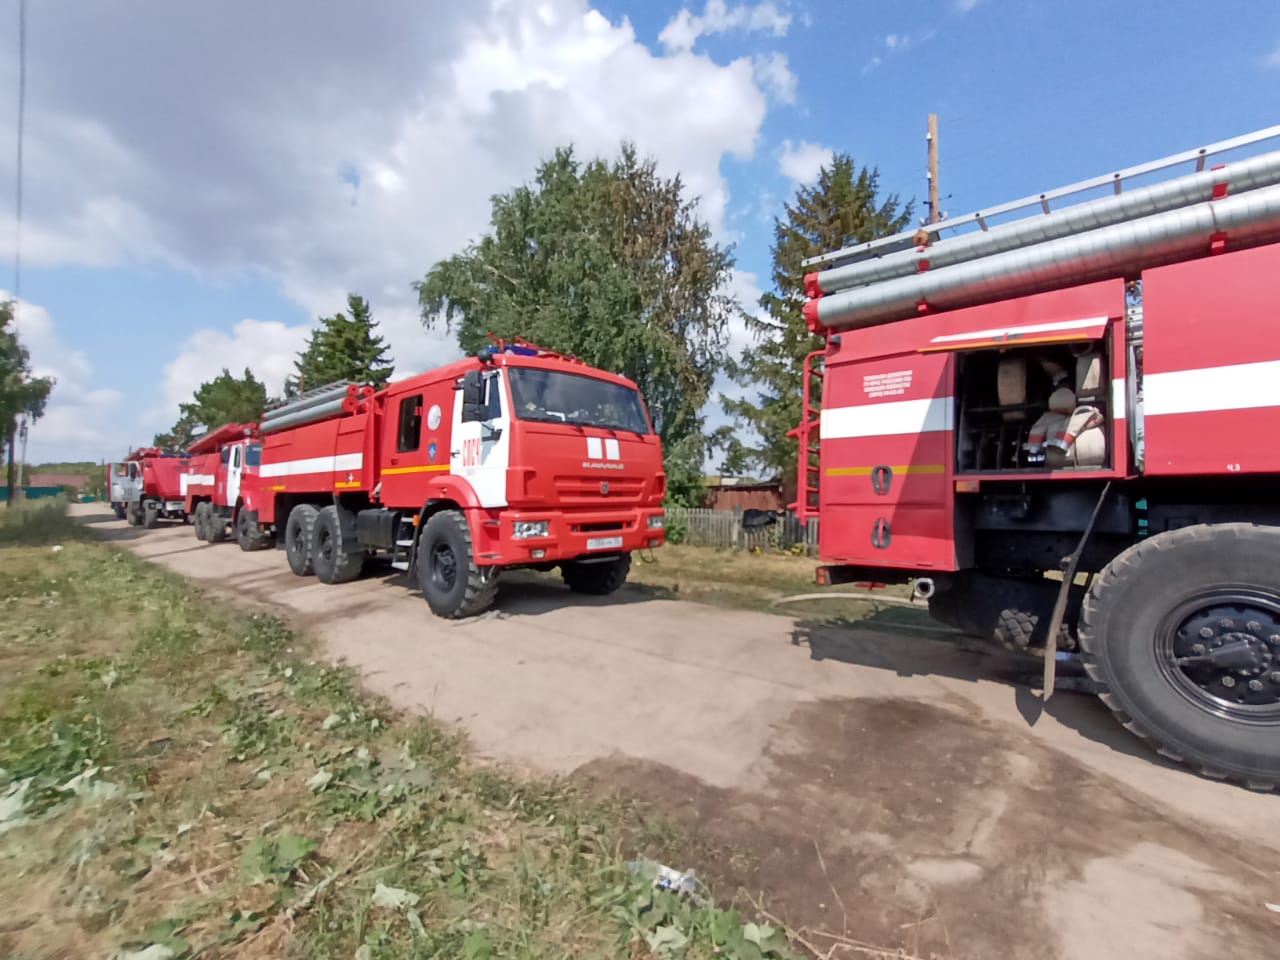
[1140, 244, 1280, 477]
[817, 279, 1128, 572]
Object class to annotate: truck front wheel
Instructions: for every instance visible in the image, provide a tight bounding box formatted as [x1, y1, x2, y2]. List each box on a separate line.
[285, 504, 319, 576]
[143, 500, 160, 529]
[417, 510, 497, 618]
[1079, 522, 1280, 790]
[561, 554, 632, 596]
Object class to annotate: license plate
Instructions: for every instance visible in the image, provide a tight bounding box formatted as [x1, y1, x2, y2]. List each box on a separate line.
[166, 501, 184, 511]
[586, 535, 623, 551]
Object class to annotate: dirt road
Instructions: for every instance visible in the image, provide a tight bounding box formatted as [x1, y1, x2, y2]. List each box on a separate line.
[77, 504, 1279, 959]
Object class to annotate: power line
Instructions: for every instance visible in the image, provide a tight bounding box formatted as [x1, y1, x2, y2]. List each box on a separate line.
[13, 0, 26, 300]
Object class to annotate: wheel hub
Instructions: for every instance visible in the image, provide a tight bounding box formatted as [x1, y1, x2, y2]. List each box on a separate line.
[1160, 596, 1280, 722]
[432, 544, 458, 591]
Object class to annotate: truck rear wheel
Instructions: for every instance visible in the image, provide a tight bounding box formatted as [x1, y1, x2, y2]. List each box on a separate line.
[194, 502, 212, 541]
[561, 554, 632, 596]
[1078, 523, 1280, 790]
[285, 504, 319, 576]
[927, 571, 1081, 652]
[143, 500, 160, 529]
[126, 502, 142, 526]
[416, 510, 497, 618]
[312, 505, 365, 584]
[236, 508, 270, 552]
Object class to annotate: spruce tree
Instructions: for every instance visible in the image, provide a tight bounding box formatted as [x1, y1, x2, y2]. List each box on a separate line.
[717, 155, 912, 481]
[287, 293, 395, 395]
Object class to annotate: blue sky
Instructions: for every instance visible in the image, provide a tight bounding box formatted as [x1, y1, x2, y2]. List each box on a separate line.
[3, 0, 1280, 464]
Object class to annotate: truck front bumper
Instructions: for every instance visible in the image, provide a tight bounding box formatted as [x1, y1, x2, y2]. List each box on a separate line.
[485, 506, 666, 566]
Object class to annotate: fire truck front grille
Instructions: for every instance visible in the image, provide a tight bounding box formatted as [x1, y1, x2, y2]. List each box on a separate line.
[553, 476, 646, 505]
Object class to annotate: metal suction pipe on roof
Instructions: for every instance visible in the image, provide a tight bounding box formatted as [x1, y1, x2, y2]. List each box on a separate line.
[805, 181, 1280, 332]
[260, 383, 356, 424]
[807, 149, 1280, 296]
[259, 397, 351, 434]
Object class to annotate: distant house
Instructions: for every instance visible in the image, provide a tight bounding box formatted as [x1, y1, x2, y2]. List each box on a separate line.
[702, 476, 787, 513]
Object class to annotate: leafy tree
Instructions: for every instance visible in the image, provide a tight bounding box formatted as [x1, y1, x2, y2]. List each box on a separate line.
[284, 293, 394, 397]
[415, 143, 739, 506]
[1, 300, 55, 504]
[716, 154, 912, 482]
[156, 367, 266, 449]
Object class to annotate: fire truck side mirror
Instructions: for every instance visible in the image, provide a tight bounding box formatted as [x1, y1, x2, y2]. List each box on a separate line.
[461, 370, 486, 423]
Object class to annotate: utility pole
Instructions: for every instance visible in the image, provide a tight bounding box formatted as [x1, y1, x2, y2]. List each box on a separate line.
[926, 113, 940, 225]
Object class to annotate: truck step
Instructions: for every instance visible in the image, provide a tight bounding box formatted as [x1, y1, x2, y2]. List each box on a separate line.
[390, 560, 410, 572]
[395, 539, 415, 547]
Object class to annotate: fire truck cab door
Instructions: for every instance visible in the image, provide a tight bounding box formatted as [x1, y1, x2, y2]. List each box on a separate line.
[109, 462, 142, 505]
[226, 443, 244, 507]
[451, 369, 511, 508]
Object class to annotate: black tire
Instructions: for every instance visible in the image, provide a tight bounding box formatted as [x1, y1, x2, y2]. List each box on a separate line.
[194, 502, 211, 541]
[143, 500, 160, 529]
[416, 510, 497, 618]
[927, 570, 1081, 652]
[561, 554, 632, 595]
[311, 505, 365, 584]
[206, 506, 228, 543]
[1079, 523, 1280, 790]
[112, 503, 126, 520]
[285, 504, 319, 576]
[126, 503, 142, 526]
[236, 508, 268, 552]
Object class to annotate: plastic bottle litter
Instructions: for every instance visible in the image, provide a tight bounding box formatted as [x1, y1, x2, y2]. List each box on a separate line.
[626, 859, 700, 896]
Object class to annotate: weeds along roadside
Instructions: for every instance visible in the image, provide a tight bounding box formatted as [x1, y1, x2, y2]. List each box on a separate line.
[0, 502, 802, 960]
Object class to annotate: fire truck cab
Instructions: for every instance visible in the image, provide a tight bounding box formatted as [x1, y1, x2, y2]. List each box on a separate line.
[106, 448, 190, 528]
[798, 126, 1280, 788]
[244, 340, 667, 619]
[183, 423, 265, 548]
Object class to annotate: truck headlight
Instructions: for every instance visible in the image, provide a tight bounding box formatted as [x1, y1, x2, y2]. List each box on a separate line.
[647, 515, 665, 530]
[513, 520, 549, 539]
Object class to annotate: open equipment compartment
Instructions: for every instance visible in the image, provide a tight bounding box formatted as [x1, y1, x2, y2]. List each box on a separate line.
[954, 335, 1112, 476]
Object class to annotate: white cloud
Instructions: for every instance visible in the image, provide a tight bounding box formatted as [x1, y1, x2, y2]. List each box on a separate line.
[777, 139, 833, 186]
[1266, 41, 1280, 69]
[2, 291, 126, 462]
[659, 0, 792, 53]
[956, 0, 982, 11]
[752, 51, 797, 104]
[863, 28, 937, 74]
[158, 318, 312, 421]
[0, 0, 778, 455]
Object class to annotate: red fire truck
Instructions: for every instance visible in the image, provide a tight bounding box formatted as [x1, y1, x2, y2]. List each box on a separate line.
[106, 448, 191, 528]
[182, 422, 266, 548]
[797, 125, 1280, 788]
[236, 340, 666, 618]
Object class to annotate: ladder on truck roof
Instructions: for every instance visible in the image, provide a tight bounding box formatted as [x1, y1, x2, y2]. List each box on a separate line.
[803, 124, 1280, 271]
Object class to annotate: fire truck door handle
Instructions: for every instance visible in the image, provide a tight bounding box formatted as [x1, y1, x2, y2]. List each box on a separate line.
[871, 465, 892, 495]
[871, 517, 891, 549]
[390, 457, 399, 465]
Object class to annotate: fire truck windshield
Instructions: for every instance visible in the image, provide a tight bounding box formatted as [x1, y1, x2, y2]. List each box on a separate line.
[506, 367, 650, 435]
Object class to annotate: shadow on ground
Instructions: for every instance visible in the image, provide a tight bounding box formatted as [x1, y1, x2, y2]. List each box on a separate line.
[576, 697, 1278, 960]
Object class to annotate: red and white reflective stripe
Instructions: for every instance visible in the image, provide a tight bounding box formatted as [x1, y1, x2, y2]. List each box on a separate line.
[586, 437, 621, 460]
[929, 315, 1108, 345]
[259, 453, 363, 478]
[1145, 359, 1280, 416]
[821, 396, 953, 440]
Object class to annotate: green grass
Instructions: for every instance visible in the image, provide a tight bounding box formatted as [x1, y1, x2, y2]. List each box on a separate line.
[0, 502, 802, 960]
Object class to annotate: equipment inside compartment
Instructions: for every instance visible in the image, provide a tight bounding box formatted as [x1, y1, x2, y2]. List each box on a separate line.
[954, 340, 1110, 474]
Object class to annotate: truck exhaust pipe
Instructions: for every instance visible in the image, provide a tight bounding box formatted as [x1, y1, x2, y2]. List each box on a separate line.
[913, 578, 936, 600]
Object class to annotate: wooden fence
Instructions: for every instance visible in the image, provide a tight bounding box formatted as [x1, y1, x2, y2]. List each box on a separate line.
[666, 507, 819, 554]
